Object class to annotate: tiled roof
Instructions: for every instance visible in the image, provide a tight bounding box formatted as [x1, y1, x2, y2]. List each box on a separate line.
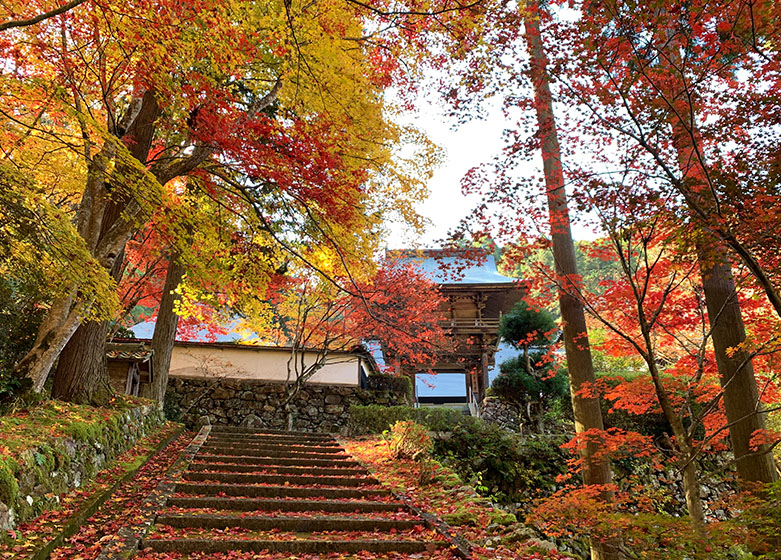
[387, 248, 518, 285]
[106, 342, 153, 362]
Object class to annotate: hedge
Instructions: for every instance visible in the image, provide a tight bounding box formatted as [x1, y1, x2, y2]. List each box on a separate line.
[365, 374, 413, 403]
[347, 404, 470, 435]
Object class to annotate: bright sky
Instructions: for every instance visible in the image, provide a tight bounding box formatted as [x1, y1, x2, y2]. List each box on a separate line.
[385, 96, 506, 248]
[385, 93, 598, 249]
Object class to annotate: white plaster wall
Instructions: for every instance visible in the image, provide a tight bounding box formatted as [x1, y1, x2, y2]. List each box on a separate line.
[168, 345, 361, 386]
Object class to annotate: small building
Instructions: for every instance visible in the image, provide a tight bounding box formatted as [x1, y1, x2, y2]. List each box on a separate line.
[106, 342, 154, 396]
[166, 341, 378, 387]
[387, 249, 525, 408]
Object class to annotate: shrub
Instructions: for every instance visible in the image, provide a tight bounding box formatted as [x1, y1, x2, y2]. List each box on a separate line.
[348, 405, 415, 435]
[347, 404, 467, 435]
[730, 479, 781, 557]
[387, 420, 432, 460]
[366, 374, 413, 402]
[432, 418, 569, 505]
[492, 355, 570, 406]
[420, 406, 471, 432]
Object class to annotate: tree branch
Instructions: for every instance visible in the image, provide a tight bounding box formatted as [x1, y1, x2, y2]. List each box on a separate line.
[0, 0, 87, 31]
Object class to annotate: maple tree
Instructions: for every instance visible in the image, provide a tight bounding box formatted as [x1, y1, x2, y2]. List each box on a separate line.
[235, 258, 450, 428]
[0, 0, 455, 404]
[438, 0, 780, 480]
[523, 0, 781, 489]
[574, 198, 721, 537]
[440, 2, 624, 557]
[502, 175, 781, 552]
[0, 0, 87, 32]
[414, 0, 781, 551]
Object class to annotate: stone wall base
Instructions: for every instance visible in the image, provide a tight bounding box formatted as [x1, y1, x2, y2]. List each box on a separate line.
[164, 377, 409, 433]
[0, 403, 164, 531]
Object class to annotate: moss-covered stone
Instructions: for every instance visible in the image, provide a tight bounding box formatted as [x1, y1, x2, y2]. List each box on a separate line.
[102, 415, 122, 446]
[436, 472, 462, 488]
[442, 507, 480, 526]
[489, 511, 517, 525]
[63, 422, 101, 442]
[51, 442, 72, 471]
[0, 401, 164, 531]
[0, 459, 19, 505]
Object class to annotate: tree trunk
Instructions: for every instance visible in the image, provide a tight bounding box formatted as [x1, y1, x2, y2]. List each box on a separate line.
[681, 457, 707, 537]
[651, 17, 779, 489]
[286, 403, 294, 431]
[143, 255, 184, 403]
[52, 247, 126, 404]
[523, 8, 622, 560]
[15, 140, 117, 391]
[48, 91, 161, 403]
[641, 325, 708, 538]
[662, 72, 779, 488]
[51, 319, 113, 404]
[14, 295, 80, 393]
[699, 248, 779, 485]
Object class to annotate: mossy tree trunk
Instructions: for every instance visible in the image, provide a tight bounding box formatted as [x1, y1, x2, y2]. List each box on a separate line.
[52, 248, 126, 405]
[49, 92, 160, 404]
[51, 319, 114, 405]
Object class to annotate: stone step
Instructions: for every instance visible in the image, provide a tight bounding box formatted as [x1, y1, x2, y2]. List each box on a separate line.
[201, 441, 346, 454]
[207, 434, 340, 445]
[209, 427, 333, 438]
[142, 538, 443, 555]
[193, 454, 361, 468]
[155, 513, 421, 532]
[206, 439, 341, 448]
[174, 482, 389, 500]
[166, 496, 408, 513]
[182, 471, 376, 487]
[197, 446, 350, 459]
[188, 462, 366, 476]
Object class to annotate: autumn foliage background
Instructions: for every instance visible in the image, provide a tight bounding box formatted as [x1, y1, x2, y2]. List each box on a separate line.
[1, 0, 781, 559]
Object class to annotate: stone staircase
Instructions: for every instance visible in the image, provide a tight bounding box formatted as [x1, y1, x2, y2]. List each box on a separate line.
[137, 427, 457, 557]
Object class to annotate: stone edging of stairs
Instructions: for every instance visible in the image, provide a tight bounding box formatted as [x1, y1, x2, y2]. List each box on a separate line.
[28, 423, 185, 560]
[93, 425, 212, 560]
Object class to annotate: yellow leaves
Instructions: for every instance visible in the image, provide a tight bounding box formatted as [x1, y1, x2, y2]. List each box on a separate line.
[307, 245, 339, 275]
[366, 123, 443, 238]
[0, 161, 120, 321]
[0, 0, 440, 345]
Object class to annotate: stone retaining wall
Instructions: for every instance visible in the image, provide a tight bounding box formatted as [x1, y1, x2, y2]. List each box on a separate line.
[164, 377, 410, 432]
[481, 396, 738, 520]
[481, 397, 522, 432]
[0, 402, 165, 531]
